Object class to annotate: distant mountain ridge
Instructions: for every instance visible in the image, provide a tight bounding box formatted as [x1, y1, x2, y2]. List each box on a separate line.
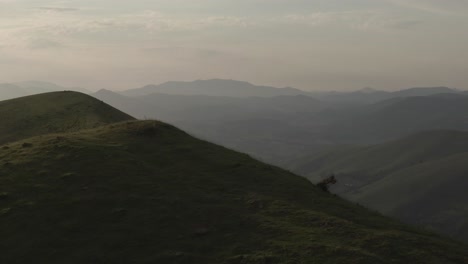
[94, 87, 468, 167]
[2, 79, 462, 103]
[312, 86, 460, 103]
[122, 79, 309, 97]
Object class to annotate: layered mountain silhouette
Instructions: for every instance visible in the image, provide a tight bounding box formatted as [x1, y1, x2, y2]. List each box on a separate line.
[94, 85, 468, 165]
[321, 93, 468, 144]
[312, 86, 459, 103]
[0, 92, 466, 263]
[122, 79, 309, 97]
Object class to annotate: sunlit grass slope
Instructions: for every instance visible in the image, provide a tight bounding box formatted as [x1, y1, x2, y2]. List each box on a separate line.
[0, 91, 134, 144]
[0, 121, 466, 264]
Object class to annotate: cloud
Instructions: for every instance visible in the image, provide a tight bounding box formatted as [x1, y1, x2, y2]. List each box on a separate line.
[37, 7, 80, 13]
[384, 0, 468, 15]
[27, 38, 64, 50]
[281, 11, 422, 31]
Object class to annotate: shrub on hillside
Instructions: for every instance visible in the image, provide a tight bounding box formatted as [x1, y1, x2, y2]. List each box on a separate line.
[317, 175, 337, 192]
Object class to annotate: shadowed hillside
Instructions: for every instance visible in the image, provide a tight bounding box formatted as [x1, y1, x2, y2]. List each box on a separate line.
[0, 120, 466, 263]
[323, 94, 468, 143]
[0, 91, 134, 144]
[292, 130, 468, 242]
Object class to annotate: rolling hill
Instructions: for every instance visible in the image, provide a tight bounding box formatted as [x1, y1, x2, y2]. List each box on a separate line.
[0, 92, 466, 263]
[321, 93, 468, 144]
[291, 130, 468, 242]
[0, 91, 134, 144]
[0, 120, 467, 263]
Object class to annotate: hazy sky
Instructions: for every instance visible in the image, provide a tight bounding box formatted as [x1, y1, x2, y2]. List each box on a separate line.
[0, 0, 467, 91]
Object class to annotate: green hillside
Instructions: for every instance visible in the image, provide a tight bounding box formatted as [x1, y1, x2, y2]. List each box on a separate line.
[0, 91, 134, 144]
[0, 121, 466, 263]
[292, 130, 468, 242]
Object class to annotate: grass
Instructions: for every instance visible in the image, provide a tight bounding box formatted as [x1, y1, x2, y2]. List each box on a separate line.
[0, 91, 134, 145]
[0, 120, 466, 263]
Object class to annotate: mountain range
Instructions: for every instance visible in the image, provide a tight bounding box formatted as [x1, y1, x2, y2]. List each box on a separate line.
[91, 80, 468, 243]
[122, 79, 309, 97]
[3, 79, 468, 247]
[1, 92, 466, 263]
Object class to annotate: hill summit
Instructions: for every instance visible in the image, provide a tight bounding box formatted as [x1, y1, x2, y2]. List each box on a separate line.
[0, 91, 134, 144]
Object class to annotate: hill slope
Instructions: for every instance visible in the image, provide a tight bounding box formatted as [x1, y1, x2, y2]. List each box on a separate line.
[322, 94, 468, 143]
[0, 91, 134, 144]
[0, 120, 466, 263]
[292, 130, 468, 242]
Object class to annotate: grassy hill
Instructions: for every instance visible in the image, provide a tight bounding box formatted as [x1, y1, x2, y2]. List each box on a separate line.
[0, 120, 466, 263]
[0, 91, 134, 144]
[291, 130, 468, 242]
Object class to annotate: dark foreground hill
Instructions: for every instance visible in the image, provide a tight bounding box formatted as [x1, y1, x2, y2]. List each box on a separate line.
[0, 91, 134, 144]
[0, 121, 466, 263]
[292, 130, 468, 242]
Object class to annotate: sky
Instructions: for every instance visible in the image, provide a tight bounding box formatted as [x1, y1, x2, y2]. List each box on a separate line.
[0, 0, 467, 91]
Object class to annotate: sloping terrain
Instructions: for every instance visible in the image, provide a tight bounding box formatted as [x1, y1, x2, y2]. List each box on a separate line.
[0, 120, 466, 263]
[291, 130, 468, 242]
[0, 91, 134, 144]
[322, 94, 468, 143]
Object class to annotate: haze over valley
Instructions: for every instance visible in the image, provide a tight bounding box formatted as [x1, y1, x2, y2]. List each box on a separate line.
[1, 0, 468, 263]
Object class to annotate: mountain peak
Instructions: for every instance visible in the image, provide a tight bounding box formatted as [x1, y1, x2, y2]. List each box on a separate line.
[123, 79, 307, 97]
[0, 91, 134, 144]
